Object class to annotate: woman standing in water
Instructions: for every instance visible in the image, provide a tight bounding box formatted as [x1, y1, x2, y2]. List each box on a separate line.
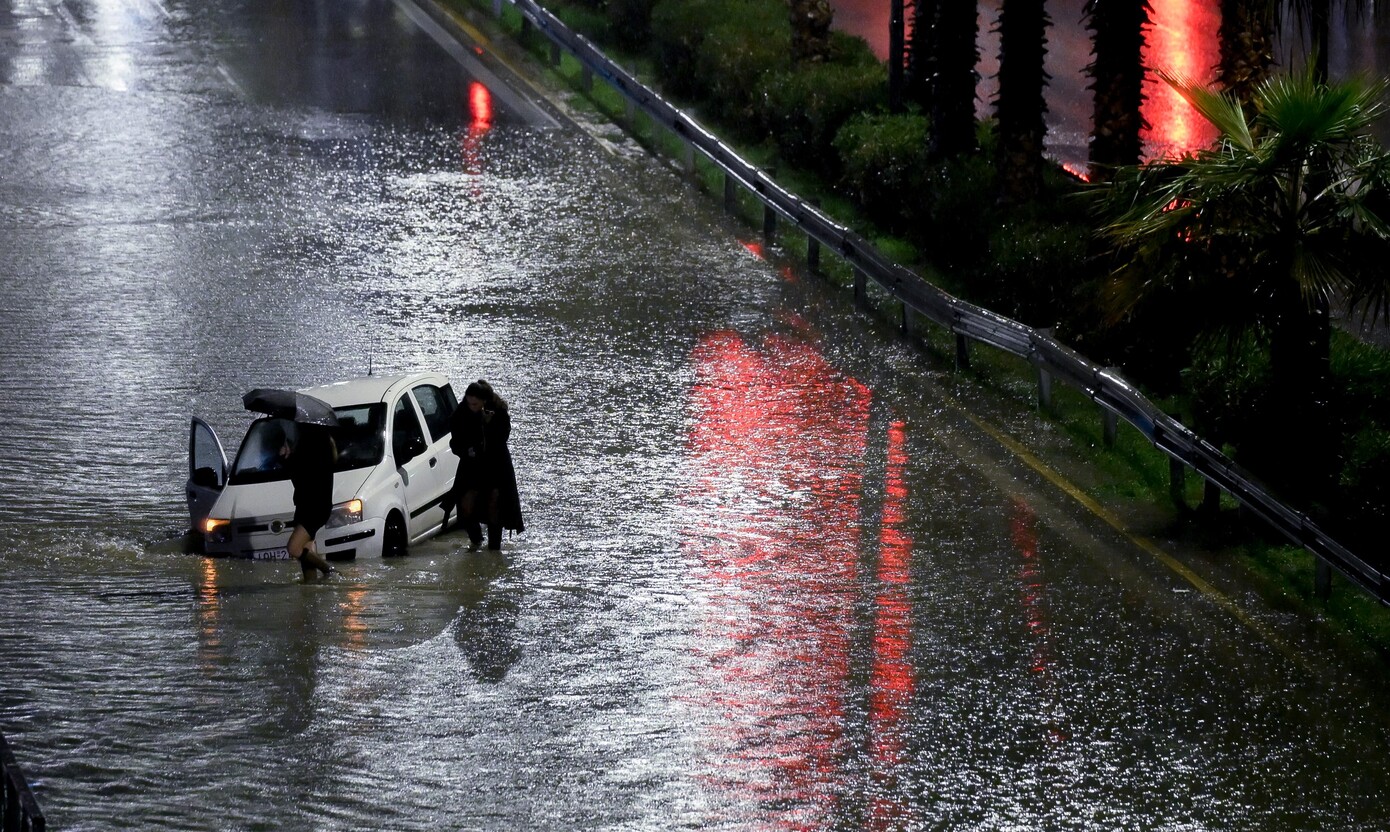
[282, 422, 338, 578]
[449, 380, 524, 551]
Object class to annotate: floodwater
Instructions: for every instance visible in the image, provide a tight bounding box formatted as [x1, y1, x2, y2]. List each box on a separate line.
[2, 0, 1390, 829]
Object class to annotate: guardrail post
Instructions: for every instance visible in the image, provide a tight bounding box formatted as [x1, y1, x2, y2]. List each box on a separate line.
[1199, 479, 1221, 515]
[1102, 408, 1117, 447]
[625, 96, 636, 127]
[1037, 367, 1053, 411]
[682, 140, 695, 175]
[853, 268, 867, 308]
[1315, 558, 1333, 599]
[1169, 458, 1187, 509]
[955, 333, 971, 370]
[762, 205, 777, 240]
[723, 172, 736, 214]
[520, 16, 531, 42]
[549, 42, 561, 67]
[581, 66, 593, 93]
[806, 236, 820, 273]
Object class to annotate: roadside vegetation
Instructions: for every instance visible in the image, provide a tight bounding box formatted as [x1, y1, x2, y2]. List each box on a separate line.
[446, 0, 1390, 655]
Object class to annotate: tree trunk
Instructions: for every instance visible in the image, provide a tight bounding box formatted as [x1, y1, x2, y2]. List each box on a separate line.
[995, 0, 1051, 200]
[1085, 0, 1152, 180]
[904, 0, 940, 113]
[930, 0, 980, 158]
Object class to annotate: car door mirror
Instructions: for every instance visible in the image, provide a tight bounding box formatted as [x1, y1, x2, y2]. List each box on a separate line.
[396, 434, 427, 464]
[191, 466, 222, 490]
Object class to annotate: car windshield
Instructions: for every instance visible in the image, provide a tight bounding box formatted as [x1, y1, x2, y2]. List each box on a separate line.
[229, 404, 386, 485]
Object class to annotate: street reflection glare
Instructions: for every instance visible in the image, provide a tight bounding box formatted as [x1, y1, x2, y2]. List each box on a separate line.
[869, 419, 914, 829]
[684, 329, 872, 824]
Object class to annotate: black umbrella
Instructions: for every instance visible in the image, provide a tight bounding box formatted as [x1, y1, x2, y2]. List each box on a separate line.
[242, 388, 339, 427]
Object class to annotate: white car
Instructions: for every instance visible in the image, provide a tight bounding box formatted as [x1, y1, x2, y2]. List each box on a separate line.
[186, 372, 460, 560]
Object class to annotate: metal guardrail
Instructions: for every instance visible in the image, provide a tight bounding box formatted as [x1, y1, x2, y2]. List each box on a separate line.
[461, 0, 1389, 605]
[1, 732, 45, 832]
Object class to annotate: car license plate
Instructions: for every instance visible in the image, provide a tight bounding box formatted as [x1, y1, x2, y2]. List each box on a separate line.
[252, 547, 289, 561]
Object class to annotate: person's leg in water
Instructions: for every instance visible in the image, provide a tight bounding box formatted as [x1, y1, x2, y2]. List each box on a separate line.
[458, 490, 483, 551]
[485, 489, 502, 551]
[288, 524, 334, 577]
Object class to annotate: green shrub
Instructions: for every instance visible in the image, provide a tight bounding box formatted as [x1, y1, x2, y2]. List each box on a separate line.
[606, 0, 656, 49]
[1337, 427, 1390, 561]
[650, 0, 787, 102]
[762, 62, 887, 178]
[1181, 332, 1274, 448]
[827, 31, 880, 67]
[834, 112, 930, 233]
[916, 151, 1001, 273]
[1327, 335, 1390, 561]
[977, 220, 1091, 328]
[553, 4, 609, 39]
[699, 20, 792, 128]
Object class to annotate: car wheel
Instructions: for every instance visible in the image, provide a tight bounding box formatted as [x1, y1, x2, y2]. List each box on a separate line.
[383, 512, 408, 558]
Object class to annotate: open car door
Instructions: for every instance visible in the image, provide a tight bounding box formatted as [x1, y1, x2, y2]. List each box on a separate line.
[186, 417, 229, 532]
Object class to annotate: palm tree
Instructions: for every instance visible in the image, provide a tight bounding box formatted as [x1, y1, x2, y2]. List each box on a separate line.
[1084, 0, 1152, 180]
[1094, 70, 1390, 496]
[929, 0, 979, 157]
[993, 0, 1051, 200]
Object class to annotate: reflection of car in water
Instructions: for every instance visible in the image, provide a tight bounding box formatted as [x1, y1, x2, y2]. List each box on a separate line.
[185, 372, 460, 560]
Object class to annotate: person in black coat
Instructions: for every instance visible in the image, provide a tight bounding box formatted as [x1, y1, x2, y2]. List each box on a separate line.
[450, 379, 524, 551]
[281, 422, 337, 578]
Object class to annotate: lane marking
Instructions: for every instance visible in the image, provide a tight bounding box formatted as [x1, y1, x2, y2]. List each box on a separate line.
[947, 398, 1309, 670]
[395, 0, 560, 128]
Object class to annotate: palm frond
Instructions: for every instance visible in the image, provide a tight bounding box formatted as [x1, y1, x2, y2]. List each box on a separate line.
[1257, 69, 1389, 150]
[1159, 70, 1253, 150]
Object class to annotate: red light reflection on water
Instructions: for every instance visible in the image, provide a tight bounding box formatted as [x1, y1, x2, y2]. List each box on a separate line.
[868, 419, 915, 828]
[684, 330, 871, 825]
[459, 82, 494, 183]
[1010, 499, 1068, 743]
[469, 81, 493, 127]
[1011, 499, 1050, 677]
[740, 238, 800, 283]
[1141, 0, 1220, 158]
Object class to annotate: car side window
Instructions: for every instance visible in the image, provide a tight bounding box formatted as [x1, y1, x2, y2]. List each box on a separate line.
[411, 384, 453, 443]
[391, 397, 428, 464]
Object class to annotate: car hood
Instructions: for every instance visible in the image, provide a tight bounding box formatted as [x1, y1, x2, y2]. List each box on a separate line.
[213, 466, 379, 518]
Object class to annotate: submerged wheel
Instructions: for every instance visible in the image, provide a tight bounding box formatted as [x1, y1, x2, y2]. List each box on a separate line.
[382, 512, 408, 558]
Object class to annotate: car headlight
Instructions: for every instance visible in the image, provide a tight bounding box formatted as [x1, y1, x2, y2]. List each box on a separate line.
[203, 518, 231, 544]
[325, 498, 364, 528]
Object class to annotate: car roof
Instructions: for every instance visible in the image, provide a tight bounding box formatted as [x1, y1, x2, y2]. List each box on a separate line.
[299, 372, 452, 408]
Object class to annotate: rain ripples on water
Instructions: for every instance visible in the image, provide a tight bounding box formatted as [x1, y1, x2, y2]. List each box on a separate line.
[4, 0, 1390, 829]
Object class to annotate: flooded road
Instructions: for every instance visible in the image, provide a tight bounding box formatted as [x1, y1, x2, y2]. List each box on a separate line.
[3, 0, 1390, 829]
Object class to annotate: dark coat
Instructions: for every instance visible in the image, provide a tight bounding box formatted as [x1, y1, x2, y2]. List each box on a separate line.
[288, 424, 336, 531]
[450, 404, 524, 533]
